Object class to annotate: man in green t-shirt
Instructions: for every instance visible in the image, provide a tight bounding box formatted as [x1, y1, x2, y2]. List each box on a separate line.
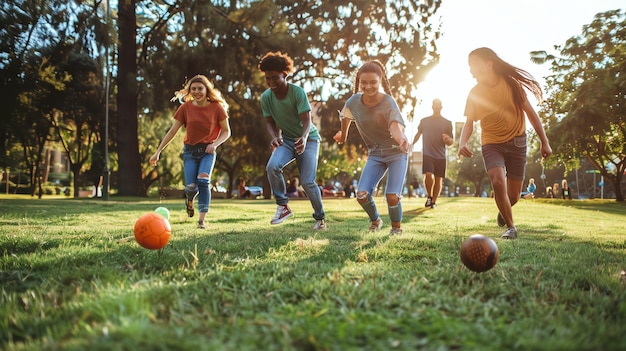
[258, 51, 327, 231]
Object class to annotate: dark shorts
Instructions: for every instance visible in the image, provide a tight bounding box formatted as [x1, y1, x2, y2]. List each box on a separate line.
[481, 134, 527, 181]
[422, 155, 447, 178]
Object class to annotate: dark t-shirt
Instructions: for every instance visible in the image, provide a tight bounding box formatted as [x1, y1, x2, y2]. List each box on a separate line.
[417, 115, 453, 159]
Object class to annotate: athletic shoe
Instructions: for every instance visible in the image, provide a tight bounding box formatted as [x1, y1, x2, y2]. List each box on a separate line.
[497, 212, 506, 227]
[185, 193, 196, 218]
[425, 197, 433, 207]
[197, 220, 206, 229]
[389, 227, 403, 235]
[369, 218, 383, 231]
[501, 226, 518, 239]
[270, 205, 293, 225]
[313, 219, 327, 231]
[431, 203, 437, 209]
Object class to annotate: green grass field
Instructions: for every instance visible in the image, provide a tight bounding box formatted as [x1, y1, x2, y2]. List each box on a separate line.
[1, 195, 625, 350]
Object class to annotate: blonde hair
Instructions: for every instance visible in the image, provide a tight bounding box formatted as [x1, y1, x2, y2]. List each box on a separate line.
[354, 60, 392, 96]
[171, 74, 229, 112]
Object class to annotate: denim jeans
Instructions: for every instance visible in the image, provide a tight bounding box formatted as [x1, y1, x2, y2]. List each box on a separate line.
[266, 138, 325, 220]
[182, 144, 216, 213]
[357, 148, 408, 221]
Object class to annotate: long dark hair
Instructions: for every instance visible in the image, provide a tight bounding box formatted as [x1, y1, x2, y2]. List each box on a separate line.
[354, 60, 392, 96]
[470, 47, 542, 109]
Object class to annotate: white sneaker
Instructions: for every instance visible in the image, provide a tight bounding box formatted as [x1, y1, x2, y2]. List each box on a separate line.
[501, 226, 518, 239]
[313, 219, 327, 231]
[369, 218, 383, 231]
[270, 205, 293, 225]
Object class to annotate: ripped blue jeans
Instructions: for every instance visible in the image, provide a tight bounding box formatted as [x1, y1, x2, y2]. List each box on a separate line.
[183, 144, 216, 213]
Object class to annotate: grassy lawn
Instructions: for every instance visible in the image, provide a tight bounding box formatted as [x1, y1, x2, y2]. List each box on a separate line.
[1, 195, 625, 350]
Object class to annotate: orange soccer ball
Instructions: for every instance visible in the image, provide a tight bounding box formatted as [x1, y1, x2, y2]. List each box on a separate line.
[133, 212, 171, 250]
[460, 234, 499, 272]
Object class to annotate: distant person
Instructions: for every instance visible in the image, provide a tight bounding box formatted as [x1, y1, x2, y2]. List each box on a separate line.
[561, 179, 572, 199]
[411, 98, 454, 209]
[286, 177, 304, 198]
[258, 51, 327, 230]
[546, 186, 554, 198]
[343, 182, 356, 198]
[334, 60, 409, 235]
[524, 177, 536, 199]
[457, 48, 552, 240]
[552, 182, 560, 199]
[150, 75, 231, 229]
[238, 178, 252, 199]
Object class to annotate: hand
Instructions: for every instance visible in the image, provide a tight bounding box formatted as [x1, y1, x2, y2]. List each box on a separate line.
[541, 142, 552, 159]
[205, 144, 216, 154]
[149, 153, 160, 167]
[295, 137, 306, 155]
[270, 137, 283, 149]
[333, 131, 344, 143]
[442, 133, 453, 145]
[398, 139, 410, 154]
[457, 144, 473, 158]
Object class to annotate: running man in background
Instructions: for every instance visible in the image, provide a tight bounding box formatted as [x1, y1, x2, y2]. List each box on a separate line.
[412, 98, 454, 209]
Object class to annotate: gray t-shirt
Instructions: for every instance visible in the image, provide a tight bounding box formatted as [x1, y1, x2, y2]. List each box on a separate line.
[342, 93, 405, 151]
[417, 115, 453, 159]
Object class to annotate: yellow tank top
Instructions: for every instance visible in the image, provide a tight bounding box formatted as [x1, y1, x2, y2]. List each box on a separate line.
[464, 78, 526, 145]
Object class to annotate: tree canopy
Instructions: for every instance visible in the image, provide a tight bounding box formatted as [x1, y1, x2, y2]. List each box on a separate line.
[531, 9, 625, 201]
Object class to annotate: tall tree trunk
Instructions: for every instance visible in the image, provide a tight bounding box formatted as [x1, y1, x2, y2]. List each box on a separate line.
[116, 0, 143, 196]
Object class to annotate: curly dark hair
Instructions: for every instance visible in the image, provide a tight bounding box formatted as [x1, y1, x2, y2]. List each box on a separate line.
[258, 51, 295, 75]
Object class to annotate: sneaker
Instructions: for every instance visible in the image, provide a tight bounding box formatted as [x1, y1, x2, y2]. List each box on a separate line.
[425, 197, 433, 207]
[390, 227, 403, 235]
[270, 205, 293, 225]
[501, 226, 518, 239]
[197, 220, 206, 229]
[313, 219, 327, 231]
[369, 218, 383, 231]
[497, 212, 505, 227]
[431, 203, 437, 209]
[185, 192, 196, 218]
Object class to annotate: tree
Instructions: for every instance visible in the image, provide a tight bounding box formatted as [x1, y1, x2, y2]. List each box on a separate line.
[531, 10, 625, 201]
[125, 0, 443, 195]
[116, 0, 144, 196]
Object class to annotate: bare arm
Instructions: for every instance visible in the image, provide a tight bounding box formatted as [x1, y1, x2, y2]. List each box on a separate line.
[294, 111, 312, 155]
[333, 116, 352, 144]
[150, 120, 184, 166]
[411, 130, 422, 146]
[457, 116, 476, 158]
[266, 117, 282, 149]
[523, 100, 552, 158]
[389, 121, 410, 154]
[205, 118, 232, 154]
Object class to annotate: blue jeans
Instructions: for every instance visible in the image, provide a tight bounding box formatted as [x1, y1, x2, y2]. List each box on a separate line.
[357, 148, 408, 221]
[266, 138, 325, 220]
[183, 144, 216, 213]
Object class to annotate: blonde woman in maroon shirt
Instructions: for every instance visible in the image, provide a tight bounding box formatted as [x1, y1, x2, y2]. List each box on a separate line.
[150, 75, 231, 229]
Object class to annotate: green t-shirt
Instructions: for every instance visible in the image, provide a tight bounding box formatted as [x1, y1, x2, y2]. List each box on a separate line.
[261, 83, 320, 140]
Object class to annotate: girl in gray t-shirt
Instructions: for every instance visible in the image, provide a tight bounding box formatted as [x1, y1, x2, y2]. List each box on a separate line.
[334, 60, 409, 235]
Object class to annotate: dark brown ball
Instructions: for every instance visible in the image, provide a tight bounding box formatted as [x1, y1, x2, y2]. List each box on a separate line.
[460, 234, 499, 272]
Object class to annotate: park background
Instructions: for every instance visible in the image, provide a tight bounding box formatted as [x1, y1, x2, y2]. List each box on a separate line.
[1, 1, 626, 350]
[0, 0, 623, 202]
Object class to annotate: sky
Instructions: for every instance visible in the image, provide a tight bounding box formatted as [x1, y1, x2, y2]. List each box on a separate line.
[409, 0, 622, 144]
